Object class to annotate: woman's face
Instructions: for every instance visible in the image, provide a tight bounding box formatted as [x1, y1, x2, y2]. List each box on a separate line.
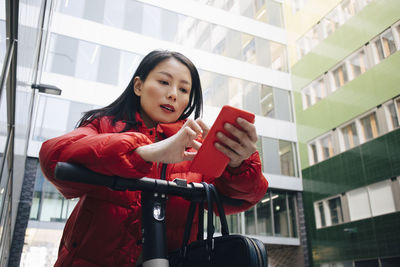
[134, 57, 192, 128]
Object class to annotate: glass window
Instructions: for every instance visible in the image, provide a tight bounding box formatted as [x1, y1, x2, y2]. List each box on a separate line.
[309, 142, 318, 164]
[245, 207, 256, 235]
[332, 262, 354, 267]
[354, 0, 369, 12]
[367, 180, 396, 216]
[33, 95, 96, 141]
[268, 39, 288, 72]
[381, 257, 400, 267]
[75, 41, 100, 82]
[97, 46, 120, 85]
[341, 122, 359, 150]
[320, 134, 334, 160]
[324, 7, 340, 37]
[355, 259, 379, 267]
[83, 0, 105, 23]
[315, 201, 326, 228]
[260, 85, 274, 117]
[118, 51, 143, 87]
[279, 140, 297, 177]
[104, 0, 125, 28]
[349, 49, 367, 78]
[372, 37, 385, 64]
[202, 72, 230, 108]
[260, 137, 299, 177]
[296, 37, 307, 59]
[46, 34, 78, 76]
[260, 87, 292, 121]
[243, 37, 256, 64]
[30, 168, 78, 222]
[0, 84, 7, 156]
[261, 137, 280, 175]
[311, 78, 327, 102]
[123, 0, 145, 33]
[381, 29, 397, 57]
[328, 197, 344, 225]
[226, 213, 241, 234]
[264, 0, 283, 28]
[360, 112, 380, 141]
[56, 0, 85, 17]
[332, 63, 348, 89]
[347, 187, 371, 221]
[274, 88, 292, 121]
[385, 101, 400, 130]
[396, 24, 400, 47]
[288, 193, 298, 237]
[257, 193, 273, 236]
[273, 193, 289, 237]
[302, 87, 312, 109]
[0, 20, 5, 67]
[291, 0, 306, 13]
[341, 0, 356, 21]
[304, 27, 319, 50]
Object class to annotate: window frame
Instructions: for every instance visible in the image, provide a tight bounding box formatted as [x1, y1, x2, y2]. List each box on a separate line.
[347, 46, 368, 80]
[359, 110, 380, 142]
[393, 20, 400, 51]
[383, 97, 400, 131]
[339, 120, 360, 152]
[308, 132, 335, 165]
[370, 27, 397, 65]
[331, 62, 349, 90]
[314, 194, 345, 229]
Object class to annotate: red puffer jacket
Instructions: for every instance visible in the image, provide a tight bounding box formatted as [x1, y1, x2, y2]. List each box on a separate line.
[39, 113, 268, 267]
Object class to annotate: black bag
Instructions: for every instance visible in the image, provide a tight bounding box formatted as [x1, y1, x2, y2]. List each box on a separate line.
[169, 183, 268, 267]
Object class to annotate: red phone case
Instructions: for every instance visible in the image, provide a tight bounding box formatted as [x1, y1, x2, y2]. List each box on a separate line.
[190, 105, 255, 177]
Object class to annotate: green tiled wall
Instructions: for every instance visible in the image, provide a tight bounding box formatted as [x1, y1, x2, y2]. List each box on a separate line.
[302, 129, 400, 266]
[292, 0, 400, 169]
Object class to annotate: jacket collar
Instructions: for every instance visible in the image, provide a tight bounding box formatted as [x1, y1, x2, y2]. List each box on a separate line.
[135, 112, 186, 138]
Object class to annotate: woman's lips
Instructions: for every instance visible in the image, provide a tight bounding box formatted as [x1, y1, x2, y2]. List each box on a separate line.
[160, 104, 175, 112]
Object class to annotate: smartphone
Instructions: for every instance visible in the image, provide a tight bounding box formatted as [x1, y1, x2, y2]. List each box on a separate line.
[190, 105, 255, 177]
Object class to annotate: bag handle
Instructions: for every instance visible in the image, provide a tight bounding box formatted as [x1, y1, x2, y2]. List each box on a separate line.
[202, 182, 214, 248]
[208, 184, 229, 236]
[180, 183, 230, 251]
[181, 188, 205, 248]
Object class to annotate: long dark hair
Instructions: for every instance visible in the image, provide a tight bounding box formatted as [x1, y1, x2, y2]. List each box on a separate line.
[77, 50, 203, 131]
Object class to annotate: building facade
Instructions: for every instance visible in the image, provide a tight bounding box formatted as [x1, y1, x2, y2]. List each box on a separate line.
[285, 0, 400, 266]
[0, 0, 306, 266]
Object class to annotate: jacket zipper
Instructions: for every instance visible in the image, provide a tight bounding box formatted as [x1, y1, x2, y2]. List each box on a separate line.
[160, 163, 168, 180]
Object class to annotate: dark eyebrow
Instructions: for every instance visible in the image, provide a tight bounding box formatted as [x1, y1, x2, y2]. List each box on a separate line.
[157, 71, 191, 85]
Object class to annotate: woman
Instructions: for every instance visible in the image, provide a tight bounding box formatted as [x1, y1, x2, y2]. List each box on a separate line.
[40, 50, 268, 266]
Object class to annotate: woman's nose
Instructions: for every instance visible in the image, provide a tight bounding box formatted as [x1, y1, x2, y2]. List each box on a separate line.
[167, 86, 177, 101]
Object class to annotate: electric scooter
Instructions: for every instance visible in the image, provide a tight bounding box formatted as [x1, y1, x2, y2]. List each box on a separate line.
[54, 162, 242, 267]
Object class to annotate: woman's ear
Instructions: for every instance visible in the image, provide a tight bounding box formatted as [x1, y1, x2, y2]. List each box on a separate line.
[133, 77, 142, 96]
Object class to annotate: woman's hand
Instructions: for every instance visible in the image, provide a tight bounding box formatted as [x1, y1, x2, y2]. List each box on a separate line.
[215, 117, 258, 168]
[135, 119, 209, 163]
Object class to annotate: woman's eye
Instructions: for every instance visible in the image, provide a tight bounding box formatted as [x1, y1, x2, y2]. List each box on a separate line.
[180, 88, 189, 93]
[159, 80, 169, 85]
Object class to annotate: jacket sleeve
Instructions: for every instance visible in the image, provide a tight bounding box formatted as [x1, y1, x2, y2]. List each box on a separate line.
[39, 119, 153, 199]
[209, 151, 268, 215]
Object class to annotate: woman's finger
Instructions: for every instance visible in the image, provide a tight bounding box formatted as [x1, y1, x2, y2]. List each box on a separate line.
[223, 123, 251, 147]
[216, 132, 245, 156]
[190, 139, 202, 151]
[236, 117, 258, 142]
[214, 142, 239, 160]
[195, 118, 209, 139]
[184, 118, 203, 135]
[183, 151, 197, 161]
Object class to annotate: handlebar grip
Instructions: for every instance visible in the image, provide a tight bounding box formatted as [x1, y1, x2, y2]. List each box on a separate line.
[54, 162, 244, 206]
[55, 162, 117, 188]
